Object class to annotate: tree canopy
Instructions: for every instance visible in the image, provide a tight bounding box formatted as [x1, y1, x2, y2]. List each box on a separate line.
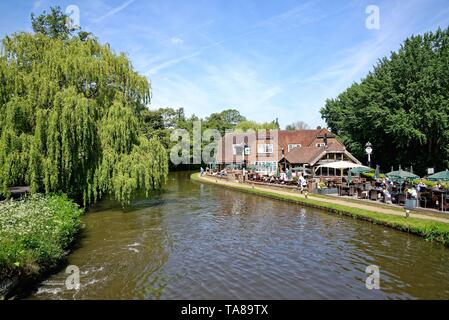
[0, 8, 168, 205]
[321, 27, 449, 174]
[285, 121, 311, 131]
[235, 120, 280, 132]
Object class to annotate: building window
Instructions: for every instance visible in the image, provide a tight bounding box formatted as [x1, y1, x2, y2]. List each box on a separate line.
[244, 147, 251, 155]
[257, 144, 274, 154]
[288, 144, 301, 152]
[233, 145, 244, 156]
[316, 143, 326, 147]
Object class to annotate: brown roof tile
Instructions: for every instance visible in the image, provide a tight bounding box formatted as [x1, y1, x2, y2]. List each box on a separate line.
[284, 142, 347, 165]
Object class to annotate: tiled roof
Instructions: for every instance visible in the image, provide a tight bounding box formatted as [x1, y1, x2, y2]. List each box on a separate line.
[284, 142, 347, 165]
[279, 129, 330, 147]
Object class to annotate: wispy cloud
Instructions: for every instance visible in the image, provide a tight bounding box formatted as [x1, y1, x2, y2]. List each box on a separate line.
[91, 0, 135, 24]
[32, 0, 43, 12]
[147, 2, 333, 75]
[170, 37, 184, 45]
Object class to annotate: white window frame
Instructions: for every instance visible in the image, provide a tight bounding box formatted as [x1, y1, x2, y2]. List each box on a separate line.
[288, 144, 301, 152]
[232, 144, 244, 156]
[316, 143, 326, 147]
[257, 144, 274, 154]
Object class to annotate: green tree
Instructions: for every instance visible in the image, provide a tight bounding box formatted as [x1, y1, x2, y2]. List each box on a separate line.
[321, 28, 449, 174]
[204, 109, 246, 135]
[31, 6, 77, 40]
[0, 9, 168, 206]
[285, 121, 310, 131]
[235, 120, 279, 132]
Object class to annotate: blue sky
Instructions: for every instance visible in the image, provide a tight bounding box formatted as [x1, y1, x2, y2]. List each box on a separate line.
[1, 0, 449, 128]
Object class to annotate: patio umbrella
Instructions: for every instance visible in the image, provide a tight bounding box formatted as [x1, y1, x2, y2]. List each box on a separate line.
[347, 169, 353, 186]
[386, 169, 419, 193]
[275, 165, 280, 178]
[349, 166, 372, 175]
[428, 170, 449, 182]
[316, 161, 366, 170]
[287, 170, 293, 180]
[374, 165, 380, 180]
[386, 169, 419, 181]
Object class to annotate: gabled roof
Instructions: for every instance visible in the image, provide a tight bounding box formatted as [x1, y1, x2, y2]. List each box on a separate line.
[279, 129, 333, 147]
[284, 142, 360, 165]
[285, 146, 323, 164]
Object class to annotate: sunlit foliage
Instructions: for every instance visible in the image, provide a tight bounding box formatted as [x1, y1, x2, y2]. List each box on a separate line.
[0, 11, 168, 205]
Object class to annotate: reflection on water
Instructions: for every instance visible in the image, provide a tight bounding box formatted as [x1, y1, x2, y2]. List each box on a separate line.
[30, 172, 449, 300]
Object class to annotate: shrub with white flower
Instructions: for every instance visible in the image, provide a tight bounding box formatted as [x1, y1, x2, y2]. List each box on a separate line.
[0, 194, 83, 280]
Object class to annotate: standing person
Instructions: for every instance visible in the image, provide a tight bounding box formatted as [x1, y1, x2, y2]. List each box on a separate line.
[298, 175, 307, 193]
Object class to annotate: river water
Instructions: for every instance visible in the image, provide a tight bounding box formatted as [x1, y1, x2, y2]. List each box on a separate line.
[30, 171, 449, 300]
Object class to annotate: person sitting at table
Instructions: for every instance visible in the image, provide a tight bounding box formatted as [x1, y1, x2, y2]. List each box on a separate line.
[417, 180, 426, 192]
[408, 186, 418, 199]
[385, 177, 394, 193]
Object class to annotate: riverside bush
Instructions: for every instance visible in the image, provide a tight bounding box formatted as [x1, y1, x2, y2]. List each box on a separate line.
[0, 194, 83, 280]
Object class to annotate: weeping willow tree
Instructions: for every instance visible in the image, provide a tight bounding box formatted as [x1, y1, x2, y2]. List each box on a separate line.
[0, 8, 168, 206]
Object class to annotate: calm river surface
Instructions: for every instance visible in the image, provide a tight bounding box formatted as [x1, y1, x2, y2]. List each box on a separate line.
[30, 171, 449, 300]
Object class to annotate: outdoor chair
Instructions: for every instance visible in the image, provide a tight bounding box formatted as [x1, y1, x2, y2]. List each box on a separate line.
[348, 187, 355, 197]
[356, 188, 366, 199]
[396, 194, 406, 206]
[443, 199, 449, 212]
[369, 190, 378, 201]
[419, 192, 431, 208]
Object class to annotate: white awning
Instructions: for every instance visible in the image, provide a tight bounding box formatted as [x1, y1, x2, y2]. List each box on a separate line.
[315, 161, 366, 170]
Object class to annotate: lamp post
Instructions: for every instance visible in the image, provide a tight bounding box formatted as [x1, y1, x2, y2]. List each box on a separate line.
[365, 142, 373, 167]
[243, 143, 249, 170]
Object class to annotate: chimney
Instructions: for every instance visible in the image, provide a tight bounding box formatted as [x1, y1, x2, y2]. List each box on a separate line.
[316, 126, 322, 130]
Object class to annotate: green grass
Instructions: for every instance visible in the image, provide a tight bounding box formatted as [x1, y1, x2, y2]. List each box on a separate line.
[0, 194, 84, 281]
[192, 173, 449, 246]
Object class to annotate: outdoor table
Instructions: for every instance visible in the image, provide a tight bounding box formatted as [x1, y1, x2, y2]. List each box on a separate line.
[431, 189, 449, 211]
[369, 188, 383, 201]
[339, 185, 355, 196]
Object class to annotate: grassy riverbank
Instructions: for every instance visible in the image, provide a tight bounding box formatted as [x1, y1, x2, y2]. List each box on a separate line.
[0, 194, 83, 298]
[192, 173, 449, 246]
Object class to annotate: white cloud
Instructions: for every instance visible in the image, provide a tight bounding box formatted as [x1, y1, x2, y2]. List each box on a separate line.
[91, 0, 135, 24]
[170, 37, 184, 45]
[32, 0, 43, 12]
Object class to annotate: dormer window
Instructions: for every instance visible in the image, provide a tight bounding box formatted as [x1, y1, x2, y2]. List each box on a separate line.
[288, 144, 301, 152]
[316, 143, 326, 147]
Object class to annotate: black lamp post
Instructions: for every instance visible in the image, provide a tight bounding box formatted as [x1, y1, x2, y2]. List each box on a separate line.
[365, 142, 373, 167]
[243, 144, 249, 169]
